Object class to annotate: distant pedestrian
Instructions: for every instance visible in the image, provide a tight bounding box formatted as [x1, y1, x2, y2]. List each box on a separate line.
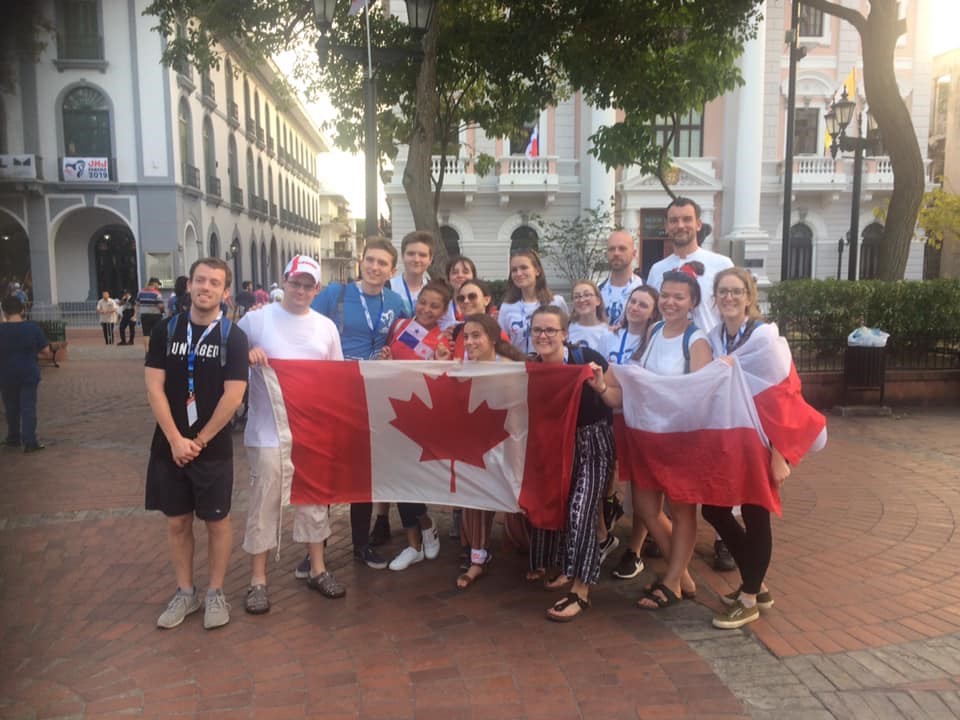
[145, 258, 249, 631]
[253, 284, 269, 306]
[117, 290, 137, 345]
[0, 294, 52, 453]
[96, 290, 119, 345]
[269, 283, 283, 303]
[234, 281, 256, 319]
[168, 276, 191, 316]
[137, 278, 165, 352]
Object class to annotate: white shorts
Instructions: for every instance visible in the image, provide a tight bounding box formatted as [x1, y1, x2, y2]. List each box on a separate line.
[242, 446, 331, 554]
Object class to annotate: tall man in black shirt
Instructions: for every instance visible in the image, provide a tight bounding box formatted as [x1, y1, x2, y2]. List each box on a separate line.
[144, 257, 249, 630]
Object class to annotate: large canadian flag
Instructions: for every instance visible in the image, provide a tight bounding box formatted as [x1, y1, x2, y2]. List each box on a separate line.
[263, 360, 591, 529]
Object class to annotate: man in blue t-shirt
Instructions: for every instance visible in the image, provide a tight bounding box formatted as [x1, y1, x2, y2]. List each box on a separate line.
[311, 237, 409, 570]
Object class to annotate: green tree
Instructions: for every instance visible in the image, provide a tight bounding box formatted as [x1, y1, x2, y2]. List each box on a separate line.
[917, 187, 960, 251]
[0, 1, 53, 93]
[146, 0, 762, 273]
[803, 0, 926, 280]
[535, 203, 616, 288]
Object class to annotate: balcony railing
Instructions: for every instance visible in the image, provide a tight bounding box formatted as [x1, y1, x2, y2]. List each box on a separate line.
[792, 156, 837, 184]
[267, 137, 274, 155]
[206, 175, 221, 197]
[201, 76, 216, 104]
[183, 164, 201, 189]
[57, 32, 104, 60]
[230, 185, 243, 206]
[245, 118, 256, 142]
[496, 155, 558, 196]
[256, 127, 265, 148]
[249, 193, 267, 216]
[228, 101, 239, 127]
[269, 202, 278, 220]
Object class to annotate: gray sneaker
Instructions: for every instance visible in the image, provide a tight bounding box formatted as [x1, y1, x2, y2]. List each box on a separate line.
[203, 589, 231, 630]
[157, 588, 202, 629]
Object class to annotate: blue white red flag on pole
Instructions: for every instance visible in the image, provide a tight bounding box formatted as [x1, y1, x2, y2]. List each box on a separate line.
[524, 126, 539, 158]
[349, 0, 371, 16]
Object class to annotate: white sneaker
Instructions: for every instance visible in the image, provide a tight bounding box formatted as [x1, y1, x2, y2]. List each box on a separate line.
[157, 588, 201, 629]
[422, 521, 440, 560]
[599, 535, 620, 565]
[389, 545, 425, 571]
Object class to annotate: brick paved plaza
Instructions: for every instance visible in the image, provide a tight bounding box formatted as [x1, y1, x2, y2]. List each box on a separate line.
[1, 332, 959, 719]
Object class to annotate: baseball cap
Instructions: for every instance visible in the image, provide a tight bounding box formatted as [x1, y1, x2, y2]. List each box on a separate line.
[284, 255, 321, 285]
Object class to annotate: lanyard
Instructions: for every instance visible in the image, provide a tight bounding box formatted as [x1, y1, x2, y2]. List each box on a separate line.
[186, 312, 222, 397]
[722, 321, 748, 355]
[401, 276, 417, 311]
[356, 282, 384, 353]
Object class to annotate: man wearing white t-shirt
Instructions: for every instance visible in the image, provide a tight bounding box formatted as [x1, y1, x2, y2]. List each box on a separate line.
[598, 230, 644, 327]
[646, 198, 733, 335]
[239, 255, 346, 614]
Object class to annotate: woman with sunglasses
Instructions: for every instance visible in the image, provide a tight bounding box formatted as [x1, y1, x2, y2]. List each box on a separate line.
[568, 280, 612, 352]
[499, 249, 568, 355]
[454, 313, 526, 590]
[524, 306, 613, 622]
[436, 279, 505, 360]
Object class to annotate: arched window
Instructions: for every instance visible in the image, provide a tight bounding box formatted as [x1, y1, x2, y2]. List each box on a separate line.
[260, 243, 268, 282]
[202, 115, 217, 195]
[510, 225, 539, 253]
[63, 86, 111, 156]
[277, 172, 284, 210]
[256, 157, 264, 198]
[265, 104, 271, 144]
[228, 135, 238, 194]
[243, 77, 251, 123]
[254, 90, 261, 130]
[267, 166, 274, 209]
[787, 223, 813, 279]
[209, 232, 220, 258]
[860, 223, 882, 280]
[178, 98, 196, 187]
[246, 148, 255, 198]
[440, 226, 461, 258]
[224, 58, 234, 110]
[250, 239, 259, 286]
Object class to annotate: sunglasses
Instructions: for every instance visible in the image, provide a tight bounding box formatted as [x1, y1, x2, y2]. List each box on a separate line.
[456, 291, 481, 304]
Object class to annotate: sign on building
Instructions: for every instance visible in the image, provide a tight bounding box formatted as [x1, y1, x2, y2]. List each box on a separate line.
[62, 157, 110, 182]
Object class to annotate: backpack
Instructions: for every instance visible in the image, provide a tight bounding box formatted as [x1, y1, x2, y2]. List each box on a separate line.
[649, 321, 698, 374]
[165, 313, 232, 368]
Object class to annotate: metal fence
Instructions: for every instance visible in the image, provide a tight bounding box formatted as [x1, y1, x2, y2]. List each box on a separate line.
[27, 302, 102, 328]
[791, 336, 960, 373]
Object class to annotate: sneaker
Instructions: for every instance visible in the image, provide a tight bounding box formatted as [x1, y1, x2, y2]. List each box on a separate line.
[602, 493, 624, 533]
[448, 508, 462, 538]
[422, 521, 440, 560]
[23, 443, 46, 454]
[721, 588, 774, 610]
[712, 599, 759, 629]
[641, 536, 662, 558]
[294, 553, 311, 579]
[598, 535, 620, 565]
[713, 540, 737, 571]
[156, 588, 201, 629]
[354, 545, 388, 570]
[203, 589, 231, 630]
[612, 549, 644, 579]
[389, 545, 425, 571]
[369, 514, 391, 547]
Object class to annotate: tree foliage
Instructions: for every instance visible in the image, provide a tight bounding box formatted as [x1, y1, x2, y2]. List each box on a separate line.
[0, 1, 54, 94]
[535, 203, 616, 288]
[917, 188, 960, 251]
[803, 0, 926, 280]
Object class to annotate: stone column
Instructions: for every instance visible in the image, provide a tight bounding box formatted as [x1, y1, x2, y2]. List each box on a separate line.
[588, 105, 617, 211]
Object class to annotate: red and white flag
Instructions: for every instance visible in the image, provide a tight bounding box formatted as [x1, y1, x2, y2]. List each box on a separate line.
[263, 360, 591, 529]
[524, 126, 539, 158]
[725, 323, 827, 466]
[612, 361, 785, 514]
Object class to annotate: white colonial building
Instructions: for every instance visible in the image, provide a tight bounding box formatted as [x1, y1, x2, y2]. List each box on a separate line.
[386, 0, 932, 287]
[0, 0, 353, 316]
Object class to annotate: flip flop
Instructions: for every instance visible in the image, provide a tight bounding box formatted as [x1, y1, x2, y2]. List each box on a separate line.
[544, 574, 573, 592]
[456, 556, 492, 590]
[643, 577, 697, 599]
[546, 592, 590, 622]
[638, 582, 681, 610]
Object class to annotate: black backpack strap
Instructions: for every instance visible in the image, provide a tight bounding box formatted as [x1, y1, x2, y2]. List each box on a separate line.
[682, 324, 697, 374]
[219, 316, 232, 368]
[164, 313, 180, 358]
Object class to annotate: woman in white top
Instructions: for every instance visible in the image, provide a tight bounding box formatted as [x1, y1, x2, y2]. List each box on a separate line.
[590, 263, 712, 610]
[498, 249, 568, 354]
[568, 280, 611, 352]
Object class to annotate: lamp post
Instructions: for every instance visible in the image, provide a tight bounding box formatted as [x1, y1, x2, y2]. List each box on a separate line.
[313, 0, 434, 237]
[781, 0, 807, 282]
[825, 87, 881, 281]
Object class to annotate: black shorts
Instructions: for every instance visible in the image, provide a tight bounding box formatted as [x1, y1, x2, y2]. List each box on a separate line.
[145, 451, 233, 521]
[140, 314, 162, 337]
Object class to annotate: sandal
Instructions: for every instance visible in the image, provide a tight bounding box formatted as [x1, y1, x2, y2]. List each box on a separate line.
[638, 583, 681, 610]
[456, 556, 492, 590]
[546, 592, 590, 622]
[525, 568, 547, 583]
[307, 571, 346, 599]
[244, 584, 270, 615]
[643, 577, 697, 599]
[544, 574, 573, 591]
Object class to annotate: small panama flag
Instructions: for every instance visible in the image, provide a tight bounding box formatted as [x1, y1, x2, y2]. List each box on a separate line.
[524, 126, 539, 158]
[349, 0, 371, 15]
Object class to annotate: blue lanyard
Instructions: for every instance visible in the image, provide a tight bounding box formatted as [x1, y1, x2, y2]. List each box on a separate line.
[401, 276, 416, 311]
[356, 282, 384, 353]
[186, 313, 222, 397]
[722, 321, 748, 354]
[614, 330, 641, 365]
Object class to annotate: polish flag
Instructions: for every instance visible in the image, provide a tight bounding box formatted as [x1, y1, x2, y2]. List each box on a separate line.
[524, 126, 539, 158]
[718, 322, 827, 466]
[262, 360, 591, 529]
[612, 361, 785, 514]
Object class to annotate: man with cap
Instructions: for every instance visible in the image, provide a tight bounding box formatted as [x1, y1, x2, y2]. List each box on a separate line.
[238, 255, 347, 614]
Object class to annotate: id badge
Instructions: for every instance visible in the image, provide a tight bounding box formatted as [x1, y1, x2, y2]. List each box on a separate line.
[186, 395, 198, 426]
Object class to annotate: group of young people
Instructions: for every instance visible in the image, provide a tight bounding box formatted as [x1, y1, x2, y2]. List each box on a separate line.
[143, 197, 817, 633]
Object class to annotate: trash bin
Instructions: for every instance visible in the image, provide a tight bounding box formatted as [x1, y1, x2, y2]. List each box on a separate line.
[843, 346, 886, 405]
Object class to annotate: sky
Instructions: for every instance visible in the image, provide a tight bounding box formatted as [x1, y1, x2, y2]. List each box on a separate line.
[929, 0, 960, 57]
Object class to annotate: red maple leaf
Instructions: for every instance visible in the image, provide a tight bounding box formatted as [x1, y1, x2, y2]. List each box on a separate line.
[389, 373, 510, 493]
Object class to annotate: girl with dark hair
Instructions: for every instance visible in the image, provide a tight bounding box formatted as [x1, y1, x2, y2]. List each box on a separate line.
[439, 256, 477, 329]
[568, 280, 611, 352]
[523, 306, 614, 622]
[498, 250, 568, 354]
[436, 280, 510, 361]
[168, 275, 190, 316]
[590, 262, 713, 610]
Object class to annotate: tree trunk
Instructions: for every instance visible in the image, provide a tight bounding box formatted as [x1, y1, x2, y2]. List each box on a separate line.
[804, 0, 925, 280]
[860, 2, 924, 280]
[402, 3, 444, 271]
